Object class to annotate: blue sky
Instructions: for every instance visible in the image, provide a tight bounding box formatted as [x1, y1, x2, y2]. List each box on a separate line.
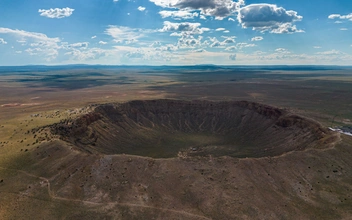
[0, 0, 352, 65]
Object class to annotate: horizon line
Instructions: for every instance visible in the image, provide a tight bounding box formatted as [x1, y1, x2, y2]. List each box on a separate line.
[1, 64, 352, 68]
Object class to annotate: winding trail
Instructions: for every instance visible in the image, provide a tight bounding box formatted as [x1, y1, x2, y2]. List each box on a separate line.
[0, 167, 211, 220]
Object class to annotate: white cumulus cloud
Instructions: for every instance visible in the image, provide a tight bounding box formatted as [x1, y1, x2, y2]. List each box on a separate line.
[222, 36, 236, 43]
[160, 21, 209, 35]
[138, 6, 146, 11]
[225, 46, 237, 51]
[215, 28, 226, 32]
[275, 48, 290, 53]
[150, 0, 244, 20]
[251, 36, 263, 41]
[208, 36, 236, 48]
[328, 13, 352, 21]
[177, 35, 202, 48]
[237, 4, 303, 34]
[0, 38, 7, 44]
[38, 7, 74, 19]
[159, 10, 198, 19]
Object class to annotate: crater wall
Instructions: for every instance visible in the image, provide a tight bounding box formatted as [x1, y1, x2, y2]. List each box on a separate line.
[50, 100, 332, 158]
